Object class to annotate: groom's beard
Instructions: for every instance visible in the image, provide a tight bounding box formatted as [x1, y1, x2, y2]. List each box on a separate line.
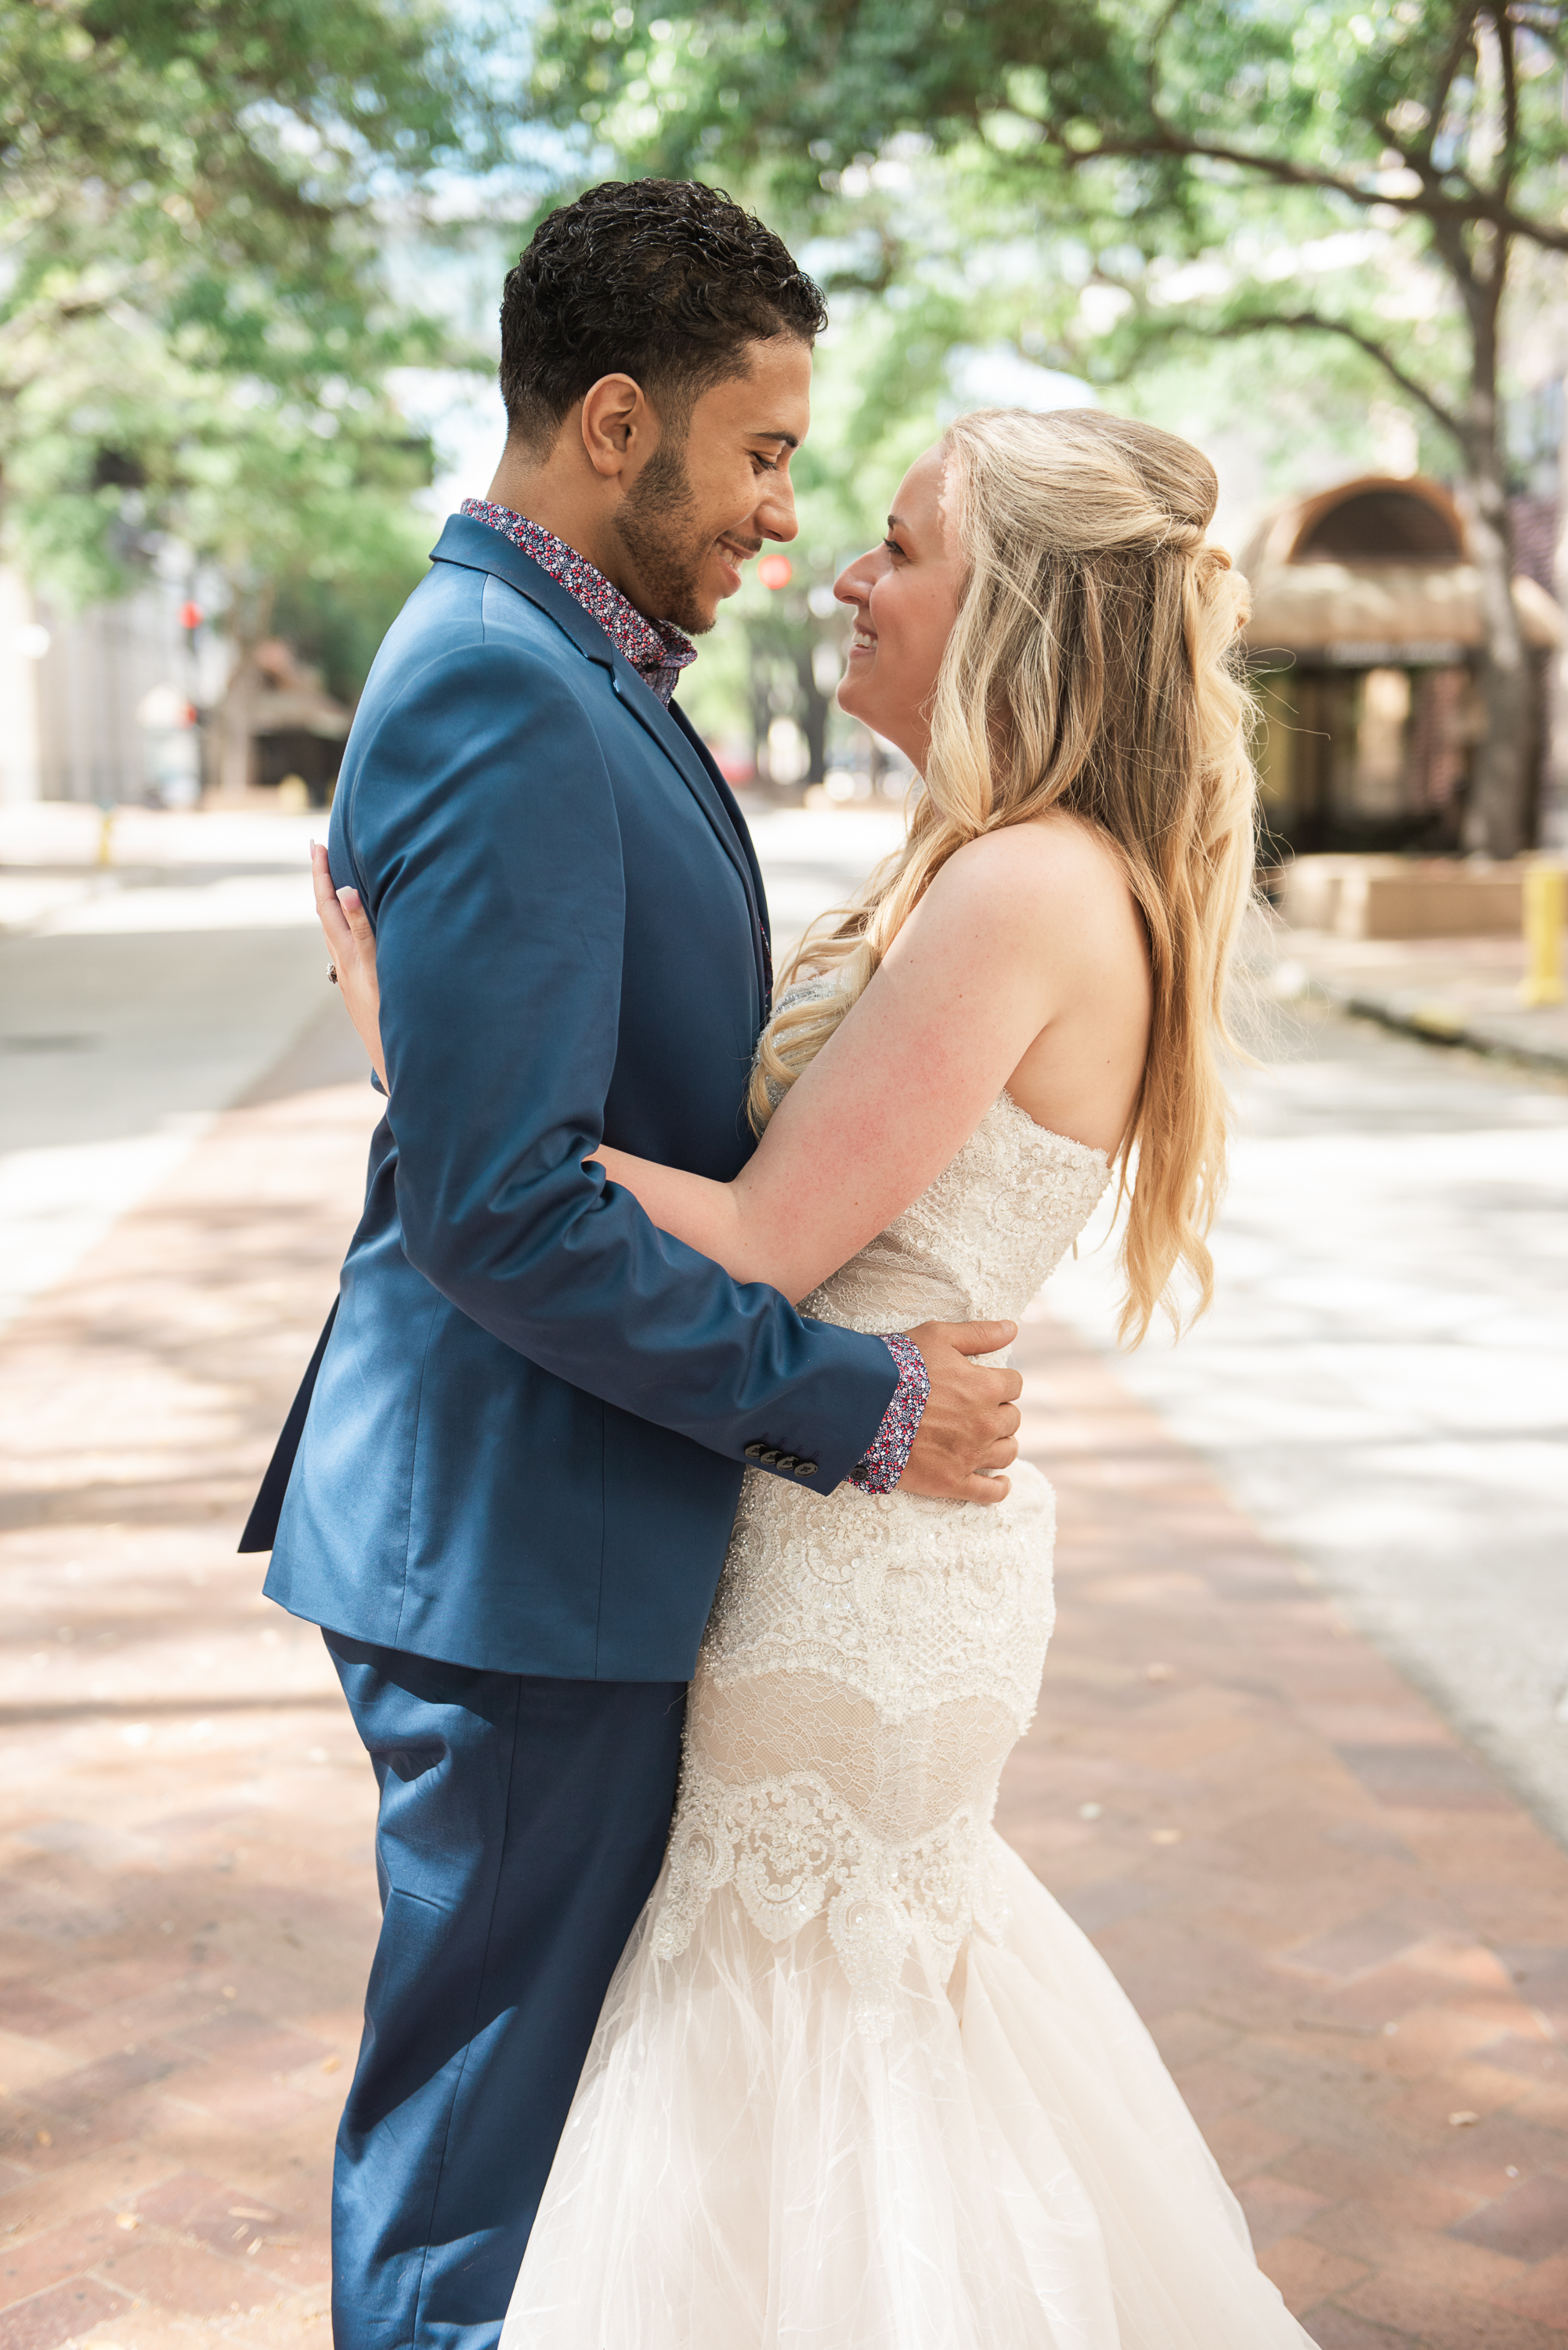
[612, 439, 721, 636]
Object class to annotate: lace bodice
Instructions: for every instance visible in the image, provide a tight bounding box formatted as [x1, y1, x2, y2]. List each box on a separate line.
[801, 1087, 1111, 1337]
[652, 1094, 1111, 2032]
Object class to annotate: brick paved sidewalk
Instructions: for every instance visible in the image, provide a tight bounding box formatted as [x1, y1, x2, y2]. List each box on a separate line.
[2, 1025, 1566, 2350]
[0, 1052, 382, 2350]
[1004, 1313, 1568, 2348]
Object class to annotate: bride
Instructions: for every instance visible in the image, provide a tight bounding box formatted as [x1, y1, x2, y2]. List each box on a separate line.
[317, 405, 1313, 2347]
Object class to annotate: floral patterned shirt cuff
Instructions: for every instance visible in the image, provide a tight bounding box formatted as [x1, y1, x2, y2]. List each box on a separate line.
[850, 1333, 930, 1494]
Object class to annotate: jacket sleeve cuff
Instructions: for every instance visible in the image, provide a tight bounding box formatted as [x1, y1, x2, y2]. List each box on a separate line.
[848, 1333, 930, 1494]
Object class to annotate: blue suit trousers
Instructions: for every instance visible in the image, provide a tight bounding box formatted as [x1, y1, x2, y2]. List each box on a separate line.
[324, 1633, 687, 2350]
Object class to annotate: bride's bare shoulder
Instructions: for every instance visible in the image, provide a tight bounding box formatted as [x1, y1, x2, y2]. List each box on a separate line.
[915, 811, 1134, 936]
[895, 817, 1147, 1035]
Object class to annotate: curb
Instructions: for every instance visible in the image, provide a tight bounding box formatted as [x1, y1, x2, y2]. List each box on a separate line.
[1304, 974, 1568, 1076]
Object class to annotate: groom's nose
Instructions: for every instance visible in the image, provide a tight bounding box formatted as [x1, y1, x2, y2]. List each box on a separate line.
[754, 468, 798, 544]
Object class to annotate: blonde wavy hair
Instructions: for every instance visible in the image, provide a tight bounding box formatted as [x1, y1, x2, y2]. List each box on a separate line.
[750, 406, 1259, 1343]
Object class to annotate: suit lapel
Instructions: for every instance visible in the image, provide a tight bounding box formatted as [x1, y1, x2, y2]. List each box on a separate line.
[667, 701, 772, 1019]
[429, 513, 770, 1017]
[606, 671, 769, 1010]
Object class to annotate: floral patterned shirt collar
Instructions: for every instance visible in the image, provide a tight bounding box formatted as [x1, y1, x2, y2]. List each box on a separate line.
[460, 498, 696, 707]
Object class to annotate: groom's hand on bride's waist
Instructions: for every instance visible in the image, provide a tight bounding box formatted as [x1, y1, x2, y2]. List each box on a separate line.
[895, 1322, 1023, 1506]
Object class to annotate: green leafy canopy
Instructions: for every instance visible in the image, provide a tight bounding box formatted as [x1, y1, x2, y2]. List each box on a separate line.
[531, 0, 1568, 848]
[1, 0, 508, 624]
[529, 1, 1568, 446]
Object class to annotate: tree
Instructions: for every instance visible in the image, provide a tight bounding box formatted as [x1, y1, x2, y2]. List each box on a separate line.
[1, 0, 497, 684]
[531, 0, 1568, 855]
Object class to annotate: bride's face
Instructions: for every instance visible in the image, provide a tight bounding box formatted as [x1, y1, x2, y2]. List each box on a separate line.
[833, 446, 959, 771]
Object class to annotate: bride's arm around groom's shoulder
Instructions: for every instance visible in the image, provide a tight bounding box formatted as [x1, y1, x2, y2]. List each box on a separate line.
[594, 816, 1143, 1301]
[317, 807, 1126, 1315]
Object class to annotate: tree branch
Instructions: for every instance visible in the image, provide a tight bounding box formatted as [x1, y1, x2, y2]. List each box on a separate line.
[1037, 119, 1568, 255]
[1207, 307, 1469, 443]
[1140, 0, 1183, 120]
[1494, 0, 1520, 208]
[1422, 5, 1484, 183]
[1044, 121, 1403, 211]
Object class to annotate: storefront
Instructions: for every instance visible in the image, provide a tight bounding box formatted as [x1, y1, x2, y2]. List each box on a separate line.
[1241, 475, 1561, 854]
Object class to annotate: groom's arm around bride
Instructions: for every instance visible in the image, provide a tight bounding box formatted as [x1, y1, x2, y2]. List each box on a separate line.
[242, 179, 1019, 2350]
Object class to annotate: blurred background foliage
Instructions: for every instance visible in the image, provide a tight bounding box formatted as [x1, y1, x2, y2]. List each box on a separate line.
[5, 1, 1568, 841]
[528, 0, 1568, 846]
[0, 0, 514, 666]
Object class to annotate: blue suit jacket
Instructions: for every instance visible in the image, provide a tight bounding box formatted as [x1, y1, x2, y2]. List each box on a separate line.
[255, 515, 897, 1680]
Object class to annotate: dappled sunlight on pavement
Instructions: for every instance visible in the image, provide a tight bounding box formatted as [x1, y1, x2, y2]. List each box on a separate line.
[1008, 1308, 1568, 2347]
[0, 1065, 381, 2350]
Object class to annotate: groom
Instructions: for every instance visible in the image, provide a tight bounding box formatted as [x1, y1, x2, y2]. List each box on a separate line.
[243, 178, 1022, 2350]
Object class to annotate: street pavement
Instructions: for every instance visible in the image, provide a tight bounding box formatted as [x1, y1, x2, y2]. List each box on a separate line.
[1046, 953, 1568, 1849]
[2, 798, 1566, 2348]
[1, 806, 326, 1333]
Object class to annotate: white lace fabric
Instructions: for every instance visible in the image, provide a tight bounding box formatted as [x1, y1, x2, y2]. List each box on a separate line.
[506, 1086, 1320, 2349]
[650, 1094, 1111, 2034]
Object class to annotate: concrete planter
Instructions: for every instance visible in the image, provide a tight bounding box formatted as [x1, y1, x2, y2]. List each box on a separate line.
[1273, 854, 1530, 939]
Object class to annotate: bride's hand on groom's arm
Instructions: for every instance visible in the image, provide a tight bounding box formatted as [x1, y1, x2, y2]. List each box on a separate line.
[313, 843, 388, 1090]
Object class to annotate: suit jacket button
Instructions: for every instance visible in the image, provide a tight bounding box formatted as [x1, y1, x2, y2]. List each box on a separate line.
[775, 1453, 800, 1473]
[758, 1448, 782, 1466]
[795, 1460, 818, 1477]
[743, 1443, 764, 1459]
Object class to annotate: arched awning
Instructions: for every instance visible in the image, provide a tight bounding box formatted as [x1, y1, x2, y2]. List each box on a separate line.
[1240, 474, 1563, 659]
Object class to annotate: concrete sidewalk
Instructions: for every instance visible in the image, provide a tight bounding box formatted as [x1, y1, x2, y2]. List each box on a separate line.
[2, 1028, 1566, 2348]
[1275, 924, 1568, 1074]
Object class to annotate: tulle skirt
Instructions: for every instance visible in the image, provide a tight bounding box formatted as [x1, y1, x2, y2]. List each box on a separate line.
[502, 1835, 1316, 2348]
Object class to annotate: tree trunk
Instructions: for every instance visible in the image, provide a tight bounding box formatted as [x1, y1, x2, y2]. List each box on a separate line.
[220, 657, 255, 798]
[749, 636, 773, 785]
[794, 645, 830, 784]
[1461, 456, 1532, 856]
[1545, 385, 1568, 853]
[219, 579, 273, 801]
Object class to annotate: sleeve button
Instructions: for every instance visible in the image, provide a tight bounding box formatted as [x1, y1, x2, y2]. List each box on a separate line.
[795, 1459, 818, 1478]
[743, 1443, 764, 1460]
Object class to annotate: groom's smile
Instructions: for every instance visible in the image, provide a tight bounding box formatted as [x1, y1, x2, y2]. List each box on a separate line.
[713, 530, 764, 598]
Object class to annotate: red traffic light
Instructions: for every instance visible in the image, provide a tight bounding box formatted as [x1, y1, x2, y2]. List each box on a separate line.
[757, 555, 793, 590]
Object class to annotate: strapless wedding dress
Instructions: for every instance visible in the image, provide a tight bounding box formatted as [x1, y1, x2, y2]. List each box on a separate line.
[503, 1093, 1314, 2348]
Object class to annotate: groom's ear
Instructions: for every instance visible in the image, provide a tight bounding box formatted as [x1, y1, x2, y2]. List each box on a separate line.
[580, 374, 653, 479]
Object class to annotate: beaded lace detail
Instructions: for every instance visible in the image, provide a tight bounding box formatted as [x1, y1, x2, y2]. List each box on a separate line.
[650, 1090, 1111, 2034]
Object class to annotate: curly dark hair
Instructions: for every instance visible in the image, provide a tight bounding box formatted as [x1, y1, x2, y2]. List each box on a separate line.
[499, 179, 827, 447]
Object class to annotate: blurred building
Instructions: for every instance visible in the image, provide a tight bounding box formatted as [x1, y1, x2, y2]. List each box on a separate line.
[233, 639, 351, 807]
[0, 566, 219, 806]
[1242, 475, 1562, 854]
[0, 569, 348, 808]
